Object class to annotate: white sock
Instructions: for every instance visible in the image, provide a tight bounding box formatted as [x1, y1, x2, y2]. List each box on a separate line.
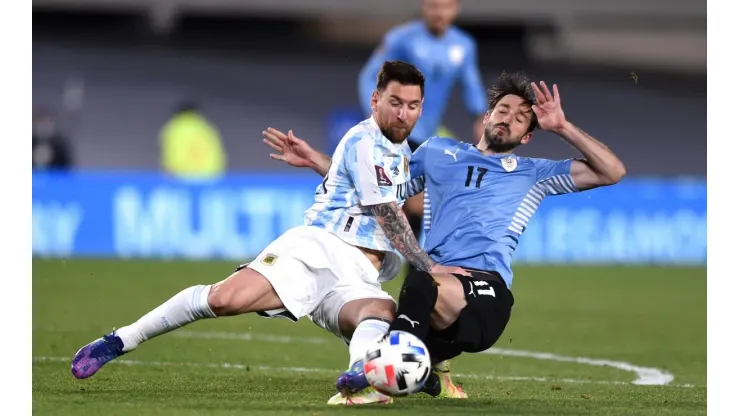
[348, 319, 390, 369]
[115, 285, 216, 352]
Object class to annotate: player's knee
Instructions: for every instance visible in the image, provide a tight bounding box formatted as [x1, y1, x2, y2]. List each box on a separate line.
[206, 283, 238, 316]
[338, 298, 395, 335]
[206, 268, 257, 316]
[430, 275, 466, 329]
[358, 299, 396, 323]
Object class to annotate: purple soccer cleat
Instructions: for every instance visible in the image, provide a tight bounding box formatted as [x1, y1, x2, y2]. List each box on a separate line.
[335, 360, 371, 396]
[71, 332, 125, 379]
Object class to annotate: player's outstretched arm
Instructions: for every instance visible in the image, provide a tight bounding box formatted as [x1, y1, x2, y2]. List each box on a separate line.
[262, 128, 332, 177]
[556, 123, 626, 190]
[530, 81, 627, 191]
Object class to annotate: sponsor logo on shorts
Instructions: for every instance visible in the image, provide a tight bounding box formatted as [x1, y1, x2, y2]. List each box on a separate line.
[261, 253, 278, 266]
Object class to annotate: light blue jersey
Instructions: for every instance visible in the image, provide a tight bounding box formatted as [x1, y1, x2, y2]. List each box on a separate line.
[304, 118, 419, 252]
[358, 20, 488, 145]
[409, 137, 580, 287]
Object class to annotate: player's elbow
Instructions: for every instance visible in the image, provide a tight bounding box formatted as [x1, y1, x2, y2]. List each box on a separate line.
[602, 162, 627, 185]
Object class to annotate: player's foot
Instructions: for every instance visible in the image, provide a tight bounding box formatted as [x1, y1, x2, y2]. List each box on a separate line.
[71, 332, 126, 379]
[420, 360, 468, 399]
[327, 387, 393, 405]
[335, 359, 371, 396]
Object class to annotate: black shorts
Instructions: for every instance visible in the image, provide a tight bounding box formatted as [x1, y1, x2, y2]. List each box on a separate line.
[425, 270, 514, 363]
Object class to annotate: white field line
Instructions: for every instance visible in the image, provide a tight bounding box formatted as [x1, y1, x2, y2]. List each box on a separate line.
[31, 356, 693, 388]
[483, 348, 675, 386]
[171, 331, 681, 387]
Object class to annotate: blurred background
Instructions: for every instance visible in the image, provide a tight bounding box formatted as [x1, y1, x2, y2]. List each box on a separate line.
[32, 0, 706, 264]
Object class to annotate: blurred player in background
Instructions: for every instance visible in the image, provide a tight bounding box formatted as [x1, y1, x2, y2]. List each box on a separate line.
[159, 101, 226, 179]
[358, 0, 488, 239]
[268, 72, 626, 400]
[70, 61, 467, 406]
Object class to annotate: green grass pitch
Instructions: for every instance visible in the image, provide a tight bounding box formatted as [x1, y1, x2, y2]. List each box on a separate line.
[33, 259, 706, 415]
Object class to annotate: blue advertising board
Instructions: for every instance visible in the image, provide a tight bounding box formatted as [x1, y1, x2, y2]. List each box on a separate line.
[32, 172, 706, 265]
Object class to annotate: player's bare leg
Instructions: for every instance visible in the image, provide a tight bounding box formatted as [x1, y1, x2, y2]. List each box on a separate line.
[207, 268, 284, 316]
[328, 298, 396, 405]
[338, 298, 396, 369]
[70, 267, 284, 379]
[428, 274, 467, 331]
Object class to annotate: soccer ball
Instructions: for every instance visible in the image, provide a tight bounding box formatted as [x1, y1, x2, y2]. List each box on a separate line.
[363, 330, 431, 396]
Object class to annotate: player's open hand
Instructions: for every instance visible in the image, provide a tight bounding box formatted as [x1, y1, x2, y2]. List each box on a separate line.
[531, 81, 567, 133]
[262, 128, 315, 168]
[431, 264, 472, 277]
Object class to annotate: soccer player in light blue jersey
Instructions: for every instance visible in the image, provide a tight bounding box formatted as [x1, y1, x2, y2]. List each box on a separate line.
[266, 71, 626, 399]
[69, 62, 468, 405]
[359, 0, 486, 144]
[359, 0, 488, 238]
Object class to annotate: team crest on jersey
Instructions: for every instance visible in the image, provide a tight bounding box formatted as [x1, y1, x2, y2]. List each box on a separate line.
[375, 165, 393, 186]
[501, 156, 517, 172]
[403, 157, 409, 176]
[261, 253, 278, 266]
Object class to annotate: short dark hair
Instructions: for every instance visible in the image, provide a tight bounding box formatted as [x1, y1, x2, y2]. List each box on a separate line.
[376, 61, 425, 97]
[487, 71, 538, 133]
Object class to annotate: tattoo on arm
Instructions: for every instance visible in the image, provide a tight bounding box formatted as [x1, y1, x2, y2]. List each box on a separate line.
[370, 202, 435, 272]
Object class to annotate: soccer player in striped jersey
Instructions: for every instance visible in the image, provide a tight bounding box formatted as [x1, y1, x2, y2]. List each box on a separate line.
[263, 71, 626, 399]
[69, 62, 468, 405]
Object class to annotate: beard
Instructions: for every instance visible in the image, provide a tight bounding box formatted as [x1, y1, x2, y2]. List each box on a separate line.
[484, 123, 522, 153]
[380, 125, 411, 144]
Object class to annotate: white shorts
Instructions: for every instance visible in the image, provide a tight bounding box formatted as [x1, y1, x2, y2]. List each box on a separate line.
[245, 225, 396, 337]
[307, 279, 395, 341]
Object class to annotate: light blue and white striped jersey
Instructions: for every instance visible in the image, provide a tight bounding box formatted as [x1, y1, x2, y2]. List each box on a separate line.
[304, 117, 420, 253]
[408, 137, 580, 288]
